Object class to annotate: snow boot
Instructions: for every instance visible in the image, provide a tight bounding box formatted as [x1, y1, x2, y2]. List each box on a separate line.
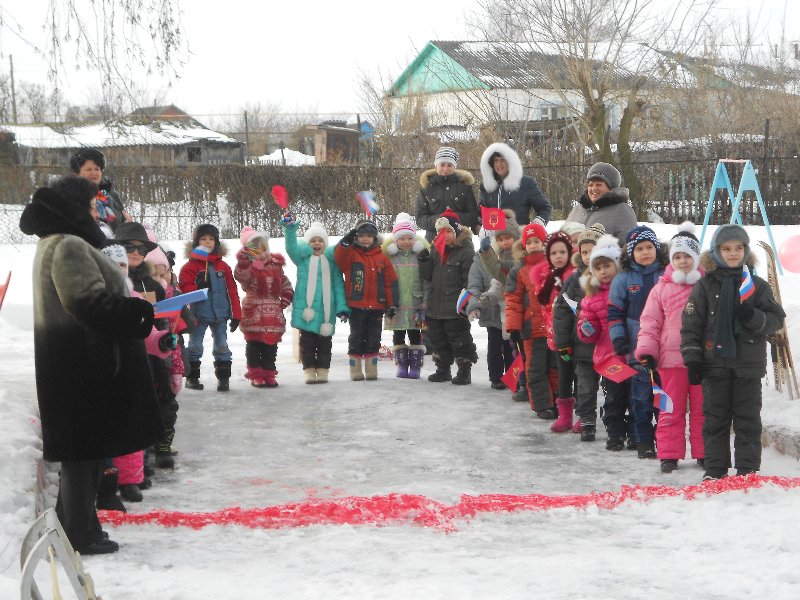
[572, 418, 582, 433]
[550, 397, 575, 432]
[736, 468, 758, 476]
[580, 424, 596, 442]
[407, 345, 424, 379]
[304, 368, 317, 384]
[606, 436, 625, 451]
[428, 354, 453, 382]
[393, 345, 409, 378]
[214, 360, 231, 392]
[537, 408, 557, 420]
[186, 360, 204, 390]
[155, 434, 175, 468]
[452, 358, 472, 385]
[364, 354, 379, 381]
[491, 381, 507, 390]
[660, 459, 678, 473]
[264, 369, 279, 388]
[349, 355, 365, 381]
[637, 441, 657, 459]
[511, 385, 528, 402]
[96, 467, 126, 512]
[119, 483, 143, 502]
[246, 366, 269, 388]
[316, 368, 329, 383]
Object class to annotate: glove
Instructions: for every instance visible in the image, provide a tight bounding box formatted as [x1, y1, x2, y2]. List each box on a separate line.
[687, 363, 703, 386]
[280, 211, 296, 226]
[579, 320, 595, 338]
[479, 236, 493, 253]
[468, 310, 480, 322]
[158, 332, 179, 352]
[195, 271, 209, 289]
[558, 347, 573, 362]
[639, 354, 657, 370]
[340, 228, 357, 247]
[613, 337, 630, 356]
[417, 248, 430, 261]
[386, 306, 398, 319]
[229, 319, 240, 332]
[737, 303, 755, 323]
[337, 312, 349, 323]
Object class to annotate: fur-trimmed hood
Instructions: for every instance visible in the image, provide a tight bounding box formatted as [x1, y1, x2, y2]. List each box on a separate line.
[451, 227, 475, 249]
[699, 249, 757, 273]
[381, 232, 428, 256]
[480, 142, 524, 193]
[571, 249, 588, 269]
[184, 241, 230, 258]
[419, 168, 476, 189]
[577, 187, 631, 211]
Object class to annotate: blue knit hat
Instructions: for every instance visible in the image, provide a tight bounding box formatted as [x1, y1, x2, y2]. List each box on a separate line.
[625, 225, 659, 259]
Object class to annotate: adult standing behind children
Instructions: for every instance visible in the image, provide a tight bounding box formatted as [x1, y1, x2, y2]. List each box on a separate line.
[70, 148, 130, 233]
[415, 147, 479, 240]
[478, 142, 552, 227]
[565, 162, 637, 242]
[19, 175, 162, 555]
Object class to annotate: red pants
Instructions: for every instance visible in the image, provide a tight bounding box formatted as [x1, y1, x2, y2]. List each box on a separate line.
[655, 367, 704, 460]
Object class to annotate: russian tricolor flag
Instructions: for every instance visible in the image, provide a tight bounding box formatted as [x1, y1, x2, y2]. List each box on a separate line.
[456, 288, 476, 314]
[652, 382, 673, 413]
[191, 245, 210, 261]
[355, 191, 379, 215]
[740, 264, 755, 301]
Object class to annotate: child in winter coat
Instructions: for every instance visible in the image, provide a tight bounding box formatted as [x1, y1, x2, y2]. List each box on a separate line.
[636, 223, 706, 473]
[382, 213, 428, 379]
[282, 214, 348, 384]
[234, 226, 294, 388]
[577, 234, 629, 450]
[418, 209, 478, 385]
[608, 225, 668, 458]
[681, 224, 785, 480]
[179, 223, 242, 392]
[469, 211, 521, 390]
[553, 224, 607, 440]
[335, 218, 399, 381]
[534, 231, 576, 432]
[505, 221, 555, 416]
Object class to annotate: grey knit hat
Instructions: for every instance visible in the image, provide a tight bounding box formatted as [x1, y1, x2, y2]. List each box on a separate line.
[586, 162, 622, 189]
[434, 146, 459, 167]
[576, 223, 606, 247]
[493, 209, 521, 241]
[711, 223, 750, 267]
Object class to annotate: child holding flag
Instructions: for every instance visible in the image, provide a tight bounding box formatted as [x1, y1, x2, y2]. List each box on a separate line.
[418, 209, 477, 384]
[179, 223, 242, 392]
[681, 224, 785, 480]
[636, 223, 705, 473]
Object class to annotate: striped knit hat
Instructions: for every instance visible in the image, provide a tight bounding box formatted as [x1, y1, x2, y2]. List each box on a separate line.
[392, 212, 417, 240]
[434, 146, 459, 167]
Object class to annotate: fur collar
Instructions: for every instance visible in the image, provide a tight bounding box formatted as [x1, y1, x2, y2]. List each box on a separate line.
[382, 233, 427, 256]
[577, 187, 630, 210]
[480, 142, 524, 193]
[699, 249, 757, 273]
[19, 187, 107, 248]
[419, 168, 476, 189]
[571, 249, 586, 269]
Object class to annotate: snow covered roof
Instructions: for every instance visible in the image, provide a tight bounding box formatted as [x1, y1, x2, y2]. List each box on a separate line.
[1, 119, 241, 149]
[606, 133, 766, 154]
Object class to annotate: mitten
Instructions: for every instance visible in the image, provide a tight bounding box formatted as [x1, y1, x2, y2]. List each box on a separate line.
[236, 249, 251, 264]
[579, 320, 595, 338]
[479, 236, 492, 253]
[613, 337, 630, 356]
[340, 229, 357, 247]
[158, 332, 178, 352]
[337, 312, 349, 323]
[639, 354, 657, 370]
[687, 363, 703, 385]
[386, 306, 398, 319]
[195, 271, 209, 289]
[229, 319, 240, 332]
[280, 211, 297, 226]
[558, 347, 573, 362]
[417, 248, 430, 261]
[737, 303, 755, 323]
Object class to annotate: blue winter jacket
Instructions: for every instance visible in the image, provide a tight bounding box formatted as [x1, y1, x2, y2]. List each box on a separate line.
[607, 260, 665, 360]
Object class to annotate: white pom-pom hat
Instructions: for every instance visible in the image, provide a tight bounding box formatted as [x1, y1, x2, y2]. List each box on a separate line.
[669, 221, 702, 284]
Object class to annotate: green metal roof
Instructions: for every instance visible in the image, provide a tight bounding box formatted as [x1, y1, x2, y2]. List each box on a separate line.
[387, 42, 490, 97]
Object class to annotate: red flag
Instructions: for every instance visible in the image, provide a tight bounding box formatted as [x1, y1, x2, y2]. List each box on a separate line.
[0, 272, 10, 312]
[500, 353, 525, 390]
[433, 229, 447, 261]
[271, 185, 288, 209]
[480, 206, 507, 231]
[594, 355, 638, 383]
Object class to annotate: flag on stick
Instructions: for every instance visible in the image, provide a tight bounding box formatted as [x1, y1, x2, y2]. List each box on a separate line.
[153, 289, 209, 318]
[652, 380, 674, 413]
[271, 185, 288, 209]
[355, 191, 379, 215]
[456, 288, 476, 314]
[500, 353, 525, 390]
[594, 355, 638, 383]
[740, 264, 755, 301]
[480, 206, 507, 231]
[191, 246, 210, 261]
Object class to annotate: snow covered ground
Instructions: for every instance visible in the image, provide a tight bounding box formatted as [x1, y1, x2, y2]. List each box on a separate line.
[2, 223, 800, 599]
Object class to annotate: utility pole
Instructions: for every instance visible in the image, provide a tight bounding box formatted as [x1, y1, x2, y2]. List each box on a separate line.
[10, 55, 18, 124]
[243, 110, 250, 155]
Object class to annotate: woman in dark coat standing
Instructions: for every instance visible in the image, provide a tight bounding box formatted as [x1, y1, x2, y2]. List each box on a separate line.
[70, 148, 130, 233]
[19, 176, 163, 555]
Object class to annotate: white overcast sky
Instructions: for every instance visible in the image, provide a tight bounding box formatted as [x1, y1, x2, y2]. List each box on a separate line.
[0, 0, 797, 121]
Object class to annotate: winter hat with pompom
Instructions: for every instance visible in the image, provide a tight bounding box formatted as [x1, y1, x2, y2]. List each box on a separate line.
[435, 208, 462, 234]
[521, 222, 547, 247]
[576, 223, 606, 248]
[560, 221, 586, 237]
[589, 234, 622, 271]
[392, 212, 417, 241]
[304, 222, 329, 247]
[669, 221, 702, 284]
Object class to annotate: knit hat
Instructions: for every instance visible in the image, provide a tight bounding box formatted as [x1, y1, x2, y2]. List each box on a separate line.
[69, 148, 106, 173]
[240, 225, 269, 253]
[669, 221, 702, 283]
[711, 223, 750, 267]
[625, 225, 660, 259]
[102, 244, 128, 269]
[586, 162, 622, 189]
[434, 146, 459, 167]
[193, 223, 221, 250]
[391, 212, 417, 241]
[521, 222, 547, 246]
[114, 221, 159, 251]
[576, 223, 606, 248]
[355, 219, 378, 237]
[488, 209, 522, 241]
[304, 222, 329, 247]
[589, 234, 622, 271]
[560, 221, 586, 237]
[545, 231, 573, 268]
[146, 246, 170, 270]
[435, 208, 462, 234]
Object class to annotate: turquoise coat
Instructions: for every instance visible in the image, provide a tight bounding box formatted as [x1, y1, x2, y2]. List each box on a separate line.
[283, 223, 348, 335]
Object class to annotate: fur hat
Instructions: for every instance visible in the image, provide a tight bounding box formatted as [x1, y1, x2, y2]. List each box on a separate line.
[545, 231, 573, 267]
[589, 234, 622, 271]
[193, 223, 221, 250]
[669, 221, 702, 284]
[521, 222, 547, 246]
[355, 219, 378, 237]
[711, 223, 750, 267]
[560, 221, 586, 237]
[392, 212, 417, 240]
[240, 225, 269, 252]
[625, 225, 660, 259]
[576, 223, 606, 248]
[114, 222, 159, 251]
[304, 222, 329, 247]
[434, 146, 459, 168]
[586, 162, 622, 189]
[69, 148, 106, 173]
[435, 208, 462, 234]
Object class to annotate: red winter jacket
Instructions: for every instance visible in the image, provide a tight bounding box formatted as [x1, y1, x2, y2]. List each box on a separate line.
[334, 241, 399, 310]
[531, 259, 576, 351]
[505, 247, 546, 338]
[179, 251, 242, 321]
[234, 250, 294, 344]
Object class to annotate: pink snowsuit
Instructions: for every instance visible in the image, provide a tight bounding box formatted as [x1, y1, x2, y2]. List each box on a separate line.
[636, 264, 704, 460]
[576, 280, 614, 364]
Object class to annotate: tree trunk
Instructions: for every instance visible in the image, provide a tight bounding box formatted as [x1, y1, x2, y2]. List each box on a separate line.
[617, 97, 645, 218]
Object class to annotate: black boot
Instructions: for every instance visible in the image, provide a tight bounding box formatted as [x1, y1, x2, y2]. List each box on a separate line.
[606, 436, 625, 451]
[428, 354, 452, 382]
[214, 360, 232, 392]
[186, 360, 204, 390]
[96, 467, 127, 512]
[637, 441, 656, 459]
[660, 459, 678, 473]
[119, 483, 143, 502]
[580, 424, 596, 442]
[451, 358, 472, 385]
[155, 427, 176, 469]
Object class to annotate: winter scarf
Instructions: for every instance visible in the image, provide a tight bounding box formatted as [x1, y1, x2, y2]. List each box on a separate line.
[303, 254, 333, 336]
[713, 266, 741, 358]
[95, 189, 117, 223]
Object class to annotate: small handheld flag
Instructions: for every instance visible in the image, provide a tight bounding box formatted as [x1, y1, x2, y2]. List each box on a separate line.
[594, 355, 637, 383]
[456, 288, 476, 314]
[500, 353, 525, 390]
[191, 246, 210, 261]
[651, 371, 673, 413]
[480, 206, 507, 231]
[562, 292, 578, 315]
[153, 289, 209, 318]
[271, 185, 289, 209]
[740, 264, 755, 301]
[355, 191, 379, 215]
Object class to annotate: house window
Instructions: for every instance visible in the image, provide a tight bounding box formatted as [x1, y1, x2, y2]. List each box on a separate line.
[187, 146, 202, 163]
